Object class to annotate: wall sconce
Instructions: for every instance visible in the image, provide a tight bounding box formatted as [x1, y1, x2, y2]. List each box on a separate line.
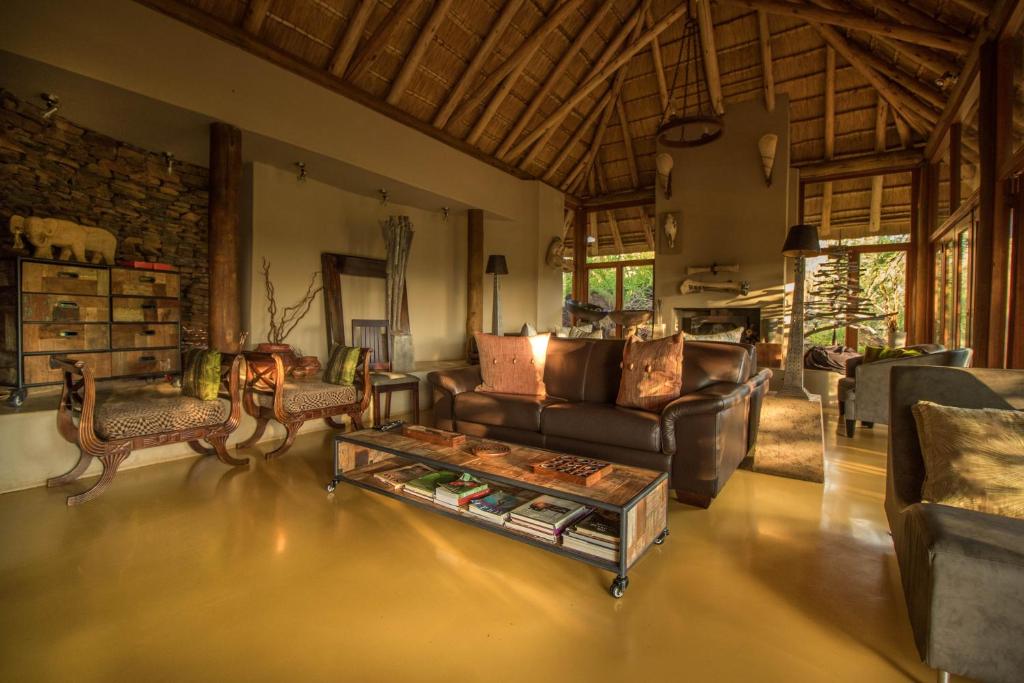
[758, 133, 778, 187]
[164, 152, 176, 175]
[40, 93, 60, 120]
[296, 162, 307, 182]
[378, 188, 389, 206]
[655, 152, 673, 199]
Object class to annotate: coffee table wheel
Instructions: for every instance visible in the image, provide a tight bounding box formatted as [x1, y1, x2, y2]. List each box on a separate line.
[654, 528, 669, 545]
[326, 479, 338, 493]
[609, 576, 629, 599]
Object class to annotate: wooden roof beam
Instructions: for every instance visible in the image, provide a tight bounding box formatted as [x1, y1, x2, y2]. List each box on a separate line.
[715, 0, 972, 54]
[865, 0, 959, 35]
[465, 39, 539, 145]
[647, 9, 672, 122]
[327, 0, 375, 77]
[495, 0, 616, 159]
[387, 0, 454, 106]
[607, 210, 625, 253]
[757, 10, 775, 112]
[872, 35, 959, 80]
[947, 0, 993, 17]
[448, 0, 583, 130]
[893, 110, 912, 148]
[821, 46, 835, 233]
[638, 209, 655, 250]
[541, 90, 614, 183]
[797, 149, 923, 182]
[696, 0, 725, 115]
[432, 0, 522, 129]
[869, 96, 889, 233]
[843, 34, 947, 111]
[345, 0, 422, 83]
[580, 187, 655, 210]
[588, 211, 599, 257]
[506, 1, 690, 161]
[242, 0, 273, 35]
[616, 97, 640, 188]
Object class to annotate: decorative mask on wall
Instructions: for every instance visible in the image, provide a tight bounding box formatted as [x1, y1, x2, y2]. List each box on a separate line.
[758, 133, 778, 186]
[656, 152, 674, 199]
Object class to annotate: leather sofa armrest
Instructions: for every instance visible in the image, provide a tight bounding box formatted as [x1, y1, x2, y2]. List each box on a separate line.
[660, 382, 750, 454]
[426, 366, 482, 396]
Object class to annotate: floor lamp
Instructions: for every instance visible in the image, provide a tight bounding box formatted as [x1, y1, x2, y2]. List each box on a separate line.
[780, 224, 821, 398]
[486, 255, 508, 336]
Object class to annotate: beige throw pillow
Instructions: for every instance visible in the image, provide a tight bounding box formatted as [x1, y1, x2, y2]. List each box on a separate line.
[616, 332, 684, 413]
[474, 332, 550, 397]
[912, 401, 1024, 520]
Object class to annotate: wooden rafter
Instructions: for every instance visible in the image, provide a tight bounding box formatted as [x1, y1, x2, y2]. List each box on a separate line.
[449, 0, 583, 130]
[561, 208, 575, 242]
[947, 0, 993, 17]
[496, 0, 615, 159]
[821, 46, 835, 234]
[466, 38, 538, 145]
[616, 98, 640, 188]
[869, 96, 888, 232]
[328, 0, 375, 77]
[695, 0, 724, 115]
[588, 211, 599, 256]
[867, 0, 959, 35]
[638, 209, 655, 250]
[715, 0, 972, 54]
[387, 0, 454, 106]
[797, 149, 923, 182]
[519, 9, 642, 170]
[506, 1, 690, 161]
[757, 11, 775, 112]
[540, 90, 614, 183]
[893, 109, 911, 148]
[242, 0, 272, 34]
[433, 0, 522, 129]
[346, 0, 421, 83]
[872, 35, 959, 80]
[647, 9, 672, 122]
[842, 34, 947, 112]
[607, 210, 625, 253]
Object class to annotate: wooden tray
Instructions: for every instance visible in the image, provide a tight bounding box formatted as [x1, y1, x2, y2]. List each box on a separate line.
[532, 455, 613, 487]
[401, 424, 466, 448]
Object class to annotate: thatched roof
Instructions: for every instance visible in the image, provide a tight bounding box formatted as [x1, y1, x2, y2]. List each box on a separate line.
[138, 0, 986, 252]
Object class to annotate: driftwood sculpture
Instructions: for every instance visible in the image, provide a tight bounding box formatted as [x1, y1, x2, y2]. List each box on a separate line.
[260, 258, 322, 345]
[381, 216, 414, 335]
[10, 215, 117, 264]
[680, 278, 750, 296]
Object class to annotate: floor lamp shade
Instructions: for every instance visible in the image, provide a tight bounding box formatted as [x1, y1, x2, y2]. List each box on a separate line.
[782, 224, 821, 257]
[485, 255, 509, 275]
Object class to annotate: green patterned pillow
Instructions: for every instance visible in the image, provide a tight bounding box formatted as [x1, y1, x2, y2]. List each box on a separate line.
[182, 348, 221, 401]
[324, 346, 361, 385]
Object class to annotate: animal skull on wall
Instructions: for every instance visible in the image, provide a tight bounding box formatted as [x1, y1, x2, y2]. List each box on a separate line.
[663, 214, 678, 249]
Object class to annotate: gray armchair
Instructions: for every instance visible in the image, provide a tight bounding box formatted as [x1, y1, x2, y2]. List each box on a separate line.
[888, 366, 1024, 683]
[838, 345, 971, 437]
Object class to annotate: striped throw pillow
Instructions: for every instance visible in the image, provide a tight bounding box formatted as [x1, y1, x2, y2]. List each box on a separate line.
[324, 346, 361, 385]
[182, 348, 221, 401]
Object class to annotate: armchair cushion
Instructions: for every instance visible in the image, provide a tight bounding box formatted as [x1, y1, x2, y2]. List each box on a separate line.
[256, 378, 359, 413]
[324, 345, 361, 385]
[182, 348, 222, 401]
[95, 395, 230, 440]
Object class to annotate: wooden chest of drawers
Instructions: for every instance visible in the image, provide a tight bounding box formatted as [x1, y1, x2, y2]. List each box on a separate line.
[1, 257, 182, 406]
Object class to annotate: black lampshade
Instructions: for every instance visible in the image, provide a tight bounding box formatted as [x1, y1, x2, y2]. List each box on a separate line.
[485, 254, 509, 275]
[781, 224, 821, 257]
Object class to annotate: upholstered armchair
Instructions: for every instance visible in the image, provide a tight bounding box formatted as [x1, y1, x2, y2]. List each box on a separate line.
[48, 353, 248, 505]
[887, 366, 1024, 683]
[837, 345, 971, 437]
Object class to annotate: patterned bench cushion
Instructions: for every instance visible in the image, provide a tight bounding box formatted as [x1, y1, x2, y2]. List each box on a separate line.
[94, 395, 229, 440]
[256, 379, 359, 413]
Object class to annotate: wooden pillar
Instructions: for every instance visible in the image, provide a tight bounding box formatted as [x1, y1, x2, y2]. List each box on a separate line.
[208, 122, 242, 352]
[907, 166, 931, 345]
[1009, 179, 1024, 369]
[986, 38, 1015, 368]
[466, 209, 483, 358]
[949, 123, 962, 214]
[572, 207, 587, 304]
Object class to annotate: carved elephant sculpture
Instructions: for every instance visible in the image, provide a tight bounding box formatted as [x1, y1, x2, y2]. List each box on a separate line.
[9, 215, 117, 264]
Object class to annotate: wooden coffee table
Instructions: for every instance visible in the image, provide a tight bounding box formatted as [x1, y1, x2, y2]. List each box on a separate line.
[328, 429, 669, 598]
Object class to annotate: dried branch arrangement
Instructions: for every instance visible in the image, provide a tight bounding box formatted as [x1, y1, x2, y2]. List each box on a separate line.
[261, 257, 323, 345]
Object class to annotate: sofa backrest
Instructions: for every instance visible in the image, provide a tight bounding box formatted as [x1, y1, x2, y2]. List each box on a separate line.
[544, 337, 753, 403]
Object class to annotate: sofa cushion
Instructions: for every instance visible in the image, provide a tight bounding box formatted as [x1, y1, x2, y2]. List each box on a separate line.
[475, 332, 550, 396]
[95, 395, 229, 440]
[681, 341, 752, 392]
[541, 402, 661, 453]
[455, 391, 562, 432]
[617, 332, 684, 412]
[256, 379, 359, 413]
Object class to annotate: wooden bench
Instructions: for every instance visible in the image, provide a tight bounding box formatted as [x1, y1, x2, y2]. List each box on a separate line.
[49, 354, 248, 505]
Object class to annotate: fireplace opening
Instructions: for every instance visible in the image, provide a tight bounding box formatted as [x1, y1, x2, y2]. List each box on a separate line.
[674, 307, 761, 345]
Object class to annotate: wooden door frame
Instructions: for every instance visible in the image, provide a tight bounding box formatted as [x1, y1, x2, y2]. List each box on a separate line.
[320, 253, 409, 352]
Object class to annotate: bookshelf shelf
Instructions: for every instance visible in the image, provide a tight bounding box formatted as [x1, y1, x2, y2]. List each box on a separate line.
[330, 430, 670, 598]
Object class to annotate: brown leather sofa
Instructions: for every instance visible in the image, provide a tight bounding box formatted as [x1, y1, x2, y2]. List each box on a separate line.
[428, 338, 770, 508]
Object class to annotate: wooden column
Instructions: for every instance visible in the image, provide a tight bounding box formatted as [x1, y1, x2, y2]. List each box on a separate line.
[572, 207, 588, 305]
[208, 122, 242, 352]
[466, 209, 484, 359]
[986, 38, 1015, 368]
[907, 166, 931, 344]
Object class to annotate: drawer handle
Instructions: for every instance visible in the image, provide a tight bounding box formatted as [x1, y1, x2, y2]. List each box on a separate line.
[141, 303, 157, 310]
[139, 355, 157, 362]
[138, 275, 156, 283]
[56, 301, 79, 309]
[57, 271, 80, 279]
[141, 330, 157, 336]
[59, 330, 79, 337]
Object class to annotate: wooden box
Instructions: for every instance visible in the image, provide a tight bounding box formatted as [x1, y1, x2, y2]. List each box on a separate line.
[111, 323, 178, 350]
[22, 323, 109, 353]
[21, 293, 109, 323]
[111, 268, 180, 298]
[112, 297, 180, 323]
[21, 262, 109, 296]
[401, 424, 466, 447]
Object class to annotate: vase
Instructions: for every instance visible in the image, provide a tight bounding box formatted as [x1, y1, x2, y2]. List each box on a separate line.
[251, 343, 298, 389]
[391, 333, 415, 373]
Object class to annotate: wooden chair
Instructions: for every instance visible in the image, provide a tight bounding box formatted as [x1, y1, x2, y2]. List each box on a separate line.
[352, 319, 421, 426]
[49, 354, 248, 506]
[238, 348, 371, 458]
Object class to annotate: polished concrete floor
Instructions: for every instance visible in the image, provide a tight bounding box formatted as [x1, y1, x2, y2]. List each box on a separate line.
[0, 408, 938, 682]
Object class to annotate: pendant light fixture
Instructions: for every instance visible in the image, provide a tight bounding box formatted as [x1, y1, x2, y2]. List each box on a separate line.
[657, 1, 723, 148]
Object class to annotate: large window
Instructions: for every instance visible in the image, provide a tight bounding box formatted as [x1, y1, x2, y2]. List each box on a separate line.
[932, 212, 973, 348]
[582, 252, 654, 338]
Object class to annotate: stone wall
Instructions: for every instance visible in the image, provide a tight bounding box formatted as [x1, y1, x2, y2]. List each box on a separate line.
[0, 90, 209, 343]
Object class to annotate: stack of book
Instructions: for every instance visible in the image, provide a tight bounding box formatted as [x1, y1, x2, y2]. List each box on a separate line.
[372, 462, 437, 491]
[505, 495, 592, 544]
[563, 509, 621, 562]
[467, 489, 531, 524]
[434, 473, 490, 511]
[403, 470, 459, 502]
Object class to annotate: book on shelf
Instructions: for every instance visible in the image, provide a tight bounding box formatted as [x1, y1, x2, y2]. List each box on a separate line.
[563, 531, 619, 551]
[467, 489, 531, 524]
[403, 470, 459, 501]
[508, 495, 592, 532]
[504, 519, 561, 544]
[434, 473, 490, 508]
[372, 463, 437, 490]
[569, 509, 621, 546]
[562, 535, 619, 562]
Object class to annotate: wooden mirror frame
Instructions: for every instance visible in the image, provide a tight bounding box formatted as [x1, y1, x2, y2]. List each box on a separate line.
[321, 253, 410, 351]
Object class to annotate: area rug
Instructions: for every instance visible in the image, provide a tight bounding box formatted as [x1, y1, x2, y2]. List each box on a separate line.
[745, 392, 826, 483]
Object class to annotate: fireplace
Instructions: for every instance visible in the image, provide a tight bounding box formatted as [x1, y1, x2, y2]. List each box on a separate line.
[674, 307, 761, 345]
